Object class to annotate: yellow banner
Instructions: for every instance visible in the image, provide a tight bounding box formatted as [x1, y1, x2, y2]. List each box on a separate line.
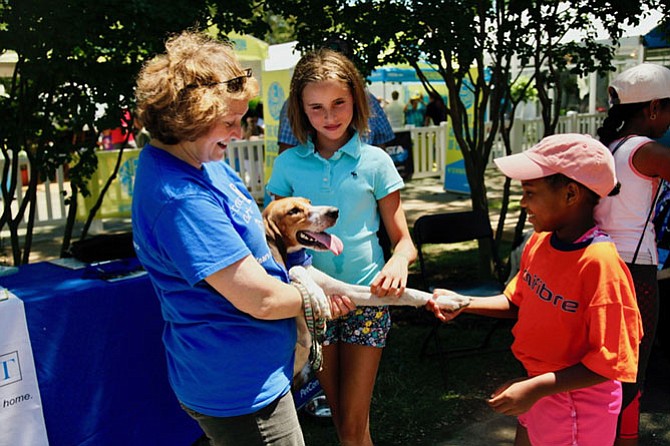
[77, 149, 141, 220]
[262, 69, 292, 187]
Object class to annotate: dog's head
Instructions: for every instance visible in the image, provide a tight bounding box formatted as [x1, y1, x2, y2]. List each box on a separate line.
[263, 197, 343, 265]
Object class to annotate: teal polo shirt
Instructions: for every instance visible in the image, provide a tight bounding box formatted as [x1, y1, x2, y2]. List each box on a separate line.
[267, 133, 404, 285]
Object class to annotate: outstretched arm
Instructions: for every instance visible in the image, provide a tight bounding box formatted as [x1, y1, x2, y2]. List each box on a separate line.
[426, 292, 518, 322]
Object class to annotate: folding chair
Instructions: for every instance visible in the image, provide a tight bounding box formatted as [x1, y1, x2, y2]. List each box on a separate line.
[413, 210, 509, 385]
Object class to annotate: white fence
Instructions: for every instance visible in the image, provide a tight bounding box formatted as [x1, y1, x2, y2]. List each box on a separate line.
[0, 113, 605, 229]
[0, 142, 267, 229]
[397, 112, 605, 181]
[398, 124, 448, 180]
[0, 152, 68, 227]
[487, 113, 606, 164]
[224, 139, 265, 201]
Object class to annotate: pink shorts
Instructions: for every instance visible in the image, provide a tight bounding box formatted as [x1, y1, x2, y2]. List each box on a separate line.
[518, 380, 622, 445]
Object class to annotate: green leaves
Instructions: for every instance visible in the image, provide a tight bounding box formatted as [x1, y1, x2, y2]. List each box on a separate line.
[0, 0, 265, 262]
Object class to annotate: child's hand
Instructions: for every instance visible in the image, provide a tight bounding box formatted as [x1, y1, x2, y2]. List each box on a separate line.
[370, 255, 409, 298]
[425, 289, 470, 322]
[487, 377, 539, 416]
[327, 294, 356, 319]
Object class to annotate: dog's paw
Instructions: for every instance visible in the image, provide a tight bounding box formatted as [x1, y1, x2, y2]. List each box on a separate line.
[433, 294, 471, 312]
[290, 266, 332, 319]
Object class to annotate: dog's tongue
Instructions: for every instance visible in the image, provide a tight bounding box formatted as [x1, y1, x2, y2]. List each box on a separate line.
[313, 232, 344, 256]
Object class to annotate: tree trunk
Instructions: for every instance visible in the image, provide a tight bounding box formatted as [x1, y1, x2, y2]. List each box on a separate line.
[61, 183, 79, 258]
[80, 146, 127, 240]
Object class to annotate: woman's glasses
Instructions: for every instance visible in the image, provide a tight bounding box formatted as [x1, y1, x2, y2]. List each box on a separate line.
[183, 68, 252, 93]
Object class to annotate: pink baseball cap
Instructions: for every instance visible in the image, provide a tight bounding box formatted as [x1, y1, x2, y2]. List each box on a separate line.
[493, 133, 617, 198]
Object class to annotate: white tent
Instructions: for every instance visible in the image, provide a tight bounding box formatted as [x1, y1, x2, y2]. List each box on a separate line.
[264, 41, 301, 72]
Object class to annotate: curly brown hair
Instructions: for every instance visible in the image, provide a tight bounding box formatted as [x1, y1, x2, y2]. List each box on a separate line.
[287, 48, 369, 145]
[135, 30, 259, 145]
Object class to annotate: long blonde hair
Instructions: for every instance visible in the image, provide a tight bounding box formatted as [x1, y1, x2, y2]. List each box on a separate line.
[287, 48, 369, 144]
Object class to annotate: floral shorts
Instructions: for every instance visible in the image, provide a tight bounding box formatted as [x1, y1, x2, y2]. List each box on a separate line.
[323, 305, 390, 348]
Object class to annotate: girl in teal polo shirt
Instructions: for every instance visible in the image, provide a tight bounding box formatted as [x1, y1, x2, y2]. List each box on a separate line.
[267, 49, 417, 446]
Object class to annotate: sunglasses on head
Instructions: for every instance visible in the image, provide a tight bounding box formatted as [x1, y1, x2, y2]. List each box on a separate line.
[184, 68, 252, 93]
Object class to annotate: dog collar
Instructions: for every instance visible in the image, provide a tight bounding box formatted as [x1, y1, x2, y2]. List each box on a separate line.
[286, 249, 313, 269]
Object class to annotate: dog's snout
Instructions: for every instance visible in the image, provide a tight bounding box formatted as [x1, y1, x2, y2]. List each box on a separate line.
[327, 209, 339, 220]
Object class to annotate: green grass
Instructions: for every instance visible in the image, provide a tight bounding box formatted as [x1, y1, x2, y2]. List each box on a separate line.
[410, 238, 514, 288]
[299, 242, 521, 445]
[487, 197, 522, 213]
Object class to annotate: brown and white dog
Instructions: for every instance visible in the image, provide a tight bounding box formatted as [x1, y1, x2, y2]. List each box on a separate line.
[262, 197, 470, 377]
[263, 197, 471, 309]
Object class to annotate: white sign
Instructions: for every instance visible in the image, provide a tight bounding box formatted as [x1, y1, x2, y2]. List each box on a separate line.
[0, 291, 49, 446]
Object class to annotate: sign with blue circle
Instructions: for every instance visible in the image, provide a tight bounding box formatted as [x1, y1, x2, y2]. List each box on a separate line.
[268, 82, 286, 121]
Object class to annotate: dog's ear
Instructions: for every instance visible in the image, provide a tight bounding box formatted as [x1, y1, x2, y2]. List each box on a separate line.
[264, 212, 288, 267]
[263, 208, 283, 241]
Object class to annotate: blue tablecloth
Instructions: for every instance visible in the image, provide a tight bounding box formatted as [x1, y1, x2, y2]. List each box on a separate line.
[0, 258, 202, 446]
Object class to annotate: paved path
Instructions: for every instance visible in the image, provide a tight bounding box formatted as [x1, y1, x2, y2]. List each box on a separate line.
[401, 172, 514, 227]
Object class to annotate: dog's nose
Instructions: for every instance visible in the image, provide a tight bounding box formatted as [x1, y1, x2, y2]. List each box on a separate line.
[327, 208, 339, 220]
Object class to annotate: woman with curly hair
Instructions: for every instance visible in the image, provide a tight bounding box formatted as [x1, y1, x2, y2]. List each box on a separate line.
[132, 31, 352, 446]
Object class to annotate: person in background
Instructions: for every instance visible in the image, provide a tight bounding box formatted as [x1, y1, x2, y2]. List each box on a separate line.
[132, 30, 353, 446]
[99, 109, 137, 150]
[594, 62, 670, 446]
[424, 91, 447, 126]
[117, 109, 138, 148]
[404, 91, 426, 127]
[133, 115, 151, 149]
[385, 90, 405, 129]
[277, 89, 395, 153]
[429, 133, 642, 446]
[268, 48, 417, 446]
[256, 101, 265, 129]
[242, 108, 264, 140]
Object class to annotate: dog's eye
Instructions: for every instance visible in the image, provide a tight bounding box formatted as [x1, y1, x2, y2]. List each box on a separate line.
[287, 207, 302, 215]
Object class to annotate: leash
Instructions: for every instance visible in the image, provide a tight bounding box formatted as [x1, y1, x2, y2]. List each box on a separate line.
[292, 280, 327, 372]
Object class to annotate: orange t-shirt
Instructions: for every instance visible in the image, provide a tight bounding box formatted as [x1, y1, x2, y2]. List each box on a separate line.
[505, 231, 642, 382]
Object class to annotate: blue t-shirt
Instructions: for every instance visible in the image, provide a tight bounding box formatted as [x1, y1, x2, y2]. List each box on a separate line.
[132, 145, 295, 417]
[267, 133, 403, 285]
[405, 102, 426, 127]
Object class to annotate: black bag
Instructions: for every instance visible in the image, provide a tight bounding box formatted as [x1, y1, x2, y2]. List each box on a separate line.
[68, 232, 136, 263]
